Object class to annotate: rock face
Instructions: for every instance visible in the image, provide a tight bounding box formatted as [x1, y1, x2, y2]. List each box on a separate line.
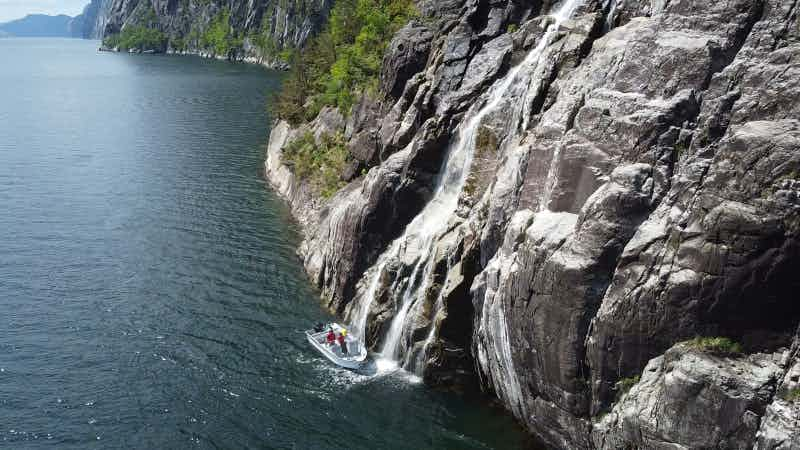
[71, 0, 114, 39]
[756, 330, 800, 450]
[101, 0, 330, 66]
[593, 343, 783, 449]
[264, 109, 345, 231]
[265, 0, 800, 447]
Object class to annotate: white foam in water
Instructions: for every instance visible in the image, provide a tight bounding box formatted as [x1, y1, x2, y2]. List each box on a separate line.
[349, 0, 586, 376]
[375, 357, 399, 373]
[373, 357, 423, 384]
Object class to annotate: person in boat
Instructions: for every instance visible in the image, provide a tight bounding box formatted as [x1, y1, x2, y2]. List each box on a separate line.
[313, 322, 325, 333]
[326, 328, 336, 346]
[338, 329, 348, 355]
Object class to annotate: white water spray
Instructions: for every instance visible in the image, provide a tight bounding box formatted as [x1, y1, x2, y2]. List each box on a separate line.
[412, 262, 449, 371]
[604, 0, 618, 30]
[351, 0, 586, 370]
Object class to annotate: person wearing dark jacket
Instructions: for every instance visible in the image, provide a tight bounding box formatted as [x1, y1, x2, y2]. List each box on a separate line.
[337, 332, 348, 355]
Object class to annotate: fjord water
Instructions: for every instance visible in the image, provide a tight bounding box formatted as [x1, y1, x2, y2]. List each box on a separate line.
[0, 39, 527, 449]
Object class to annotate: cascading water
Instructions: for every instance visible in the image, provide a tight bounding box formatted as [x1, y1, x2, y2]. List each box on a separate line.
[477, 291, 525, 416]
[349, 0, 586, 372]
[412, 258, 451, 370]
[539, 142, 564, 211]
[604, 0, 618, 30]
[472, 0, 587, 419]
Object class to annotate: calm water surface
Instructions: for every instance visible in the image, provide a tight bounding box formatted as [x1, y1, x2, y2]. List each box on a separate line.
[0, 39, 528, 449]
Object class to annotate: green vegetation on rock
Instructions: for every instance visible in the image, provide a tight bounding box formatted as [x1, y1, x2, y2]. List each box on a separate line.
[463, 126, 500, 197]
[684, 336, 744, 356]
[103, 26, 167, 52]
[102, 5, 166, 52]
[250, 22, 293, 63]
[273, 0, 417, 124]
[615, 375, 640, 400]
[170, 36, 187, 52]
[783, 388, 800, 402]
[200, 8, 243, 56]
[282, 132, 350, 198]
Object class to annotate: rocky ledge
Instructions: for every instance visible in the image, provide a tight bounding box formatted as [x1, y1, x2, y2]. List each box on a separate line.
[593, 341, 788, 449]
[265, 0, 800, 447]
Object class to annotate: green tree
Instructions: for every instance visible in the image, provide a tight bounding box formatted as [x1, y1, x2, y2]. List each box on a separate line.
[103, 26, 167, 52]
[200, 8, 243, 56]
[273, 0, 417, 123]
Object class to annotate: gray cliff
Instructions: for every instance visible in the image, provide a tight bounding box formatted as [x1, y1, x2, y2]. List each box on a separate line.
[71, 0, 114, 39]
[265, 0, 800, 447]
[100, 0, 330, 66]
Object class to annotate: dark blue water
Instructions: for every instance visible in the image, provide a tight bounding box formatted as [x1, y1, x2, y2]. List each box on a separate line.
[0, 39, 527, 449]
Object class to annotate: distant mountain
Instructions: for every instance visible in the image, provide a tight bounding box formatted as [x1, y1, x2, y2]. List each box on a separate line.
[0, 14, 74, 37]
[0, 1, 111, 39]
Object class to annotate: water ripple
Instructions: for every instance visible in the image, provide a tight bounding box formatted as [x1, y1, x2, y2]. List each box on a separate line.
[0, 38, 528, 450]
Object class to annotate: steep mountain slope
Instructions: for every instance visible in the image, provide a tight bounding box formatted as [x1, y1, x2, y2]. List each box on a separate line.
[265, 0, 800, 447]
[71, 0, 114, 39]
[100, 0, 330, 66]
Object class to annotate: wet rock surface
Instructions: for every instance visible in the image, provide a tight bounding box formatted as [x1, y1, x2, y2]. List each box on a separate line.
[265, 0, 800, 447]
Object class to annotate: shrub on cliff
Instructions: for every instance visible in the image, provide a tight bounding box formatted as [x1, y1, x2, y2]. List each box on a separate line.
[200, 8, 243, 57]
[102, 4, 167, 52]
[783, 388, 800, 402]
[615, 375, 641, 401]
[273, 0, 417, 124]
[282, 132, 350, 198]
[250, 22, 293, 63]
[685, 336, 744, 356]
[103, 26, 167, 52]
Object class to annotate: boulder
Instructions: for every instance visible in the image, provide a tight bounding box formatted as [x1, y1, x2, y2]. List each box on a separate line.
[593, 343, 783, 450]
[755, 330, 800, 450]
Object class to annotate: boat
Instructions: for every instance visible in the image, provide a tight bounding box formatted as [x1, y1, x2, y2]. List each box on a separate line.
[306, 323, 368, 370]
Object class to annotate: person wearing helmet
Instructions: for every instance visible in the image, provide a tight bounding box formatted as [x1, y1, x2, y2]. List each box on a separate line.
[338, 331, 348, 355]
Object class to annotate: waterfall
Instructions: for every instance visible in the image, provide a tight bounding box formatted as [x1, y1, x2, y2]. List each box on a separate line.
[349, 0, 586, 370]
[477, 291, 525, 417]
[412, 259, 450, 371]
[604, 0, 618, 31]
[539, 142, 563, 211]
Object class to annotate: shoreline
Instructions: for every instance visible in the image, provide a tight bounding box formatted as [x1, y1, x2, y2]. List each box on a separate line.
[99, 45, 289, 71]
